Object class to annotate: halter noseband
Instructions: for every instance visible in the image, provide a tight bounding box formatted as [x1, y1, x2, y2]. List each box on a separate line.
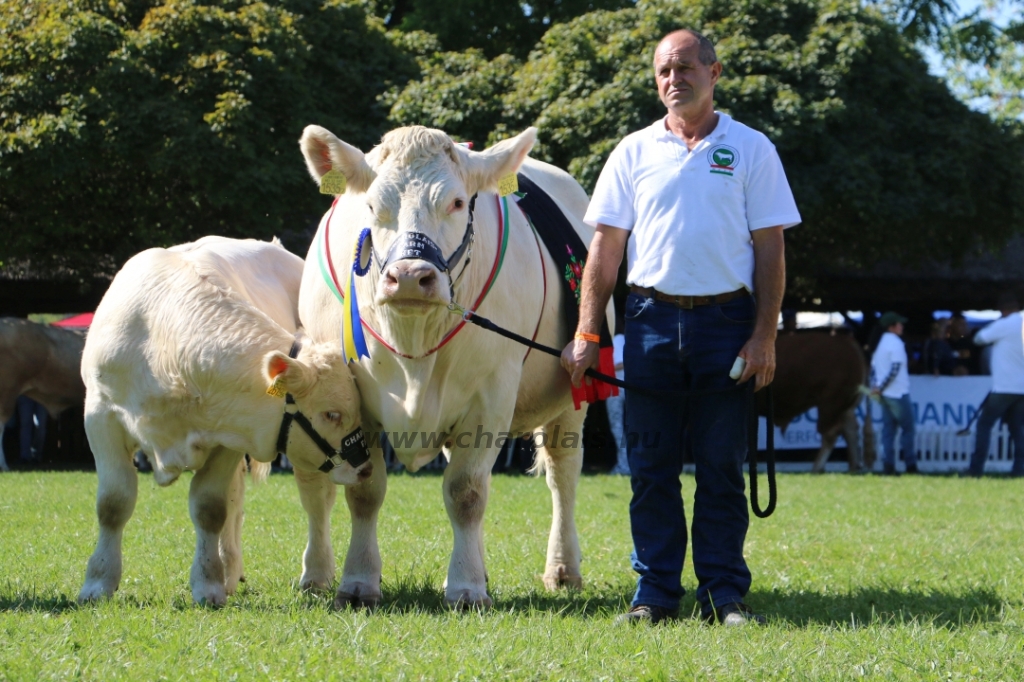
[274, 338, 370, 471]
[371, 194, 478, 300]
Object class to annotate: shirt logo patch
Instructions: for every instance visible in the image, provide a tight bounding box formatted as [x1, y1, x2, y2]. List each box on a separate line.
[708, 145, 739, 176]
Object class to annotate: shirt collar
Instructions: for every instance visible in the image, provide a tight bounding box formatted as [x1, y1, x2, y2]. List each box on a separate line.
[651, 111, 732, 143]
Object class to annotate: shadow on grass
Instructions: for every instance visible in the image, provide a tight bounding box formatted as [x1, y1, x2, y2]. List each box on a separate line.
[0, 591, 80, 614]
[753, 586, 1007, 628]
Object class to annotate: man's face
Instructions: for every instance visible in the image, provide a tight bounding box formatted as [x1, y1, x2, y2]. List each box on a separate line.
[654, 33, 721, 116]
[890, 322, 904, 336]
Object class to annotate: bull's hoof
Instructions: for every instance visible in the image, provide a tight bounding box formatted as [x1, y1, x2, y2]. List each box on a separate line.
[300, 576, 335, 594]
[542, 565, 583, 591]
[192, 582, 228, 607]
[445, 589, 493, 610]
[77, 581, 116, 603]
[333, 583, 381, 610]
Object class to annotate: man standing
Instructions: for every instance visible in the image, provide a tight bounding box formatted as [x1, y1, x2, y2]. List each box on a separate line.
[964, 294, 1024, 477]
[870, 311, 918, 475]
[561, 29, 801, 626]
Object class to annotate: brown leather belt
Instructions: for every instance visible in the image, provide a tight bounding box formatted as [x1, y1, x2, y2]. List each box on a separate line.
[630, 285, 748, 309]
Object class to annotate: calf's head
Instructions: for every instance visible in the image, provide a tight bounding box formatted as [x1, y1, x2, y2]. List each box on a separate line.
[263, 342, 370, 485]
[300, 125, 537, 310]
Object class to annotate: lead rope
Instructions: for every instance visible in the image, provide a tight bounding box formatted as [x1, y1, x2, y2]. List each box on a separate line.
[457, 308, 777, 518]
[747, 383, 777, 518]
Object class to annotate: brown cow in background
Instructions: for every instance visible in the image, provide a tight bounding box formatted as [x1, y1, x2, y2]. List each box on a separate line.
[763, 330, 876, 473]
[0, 318, 86, 470]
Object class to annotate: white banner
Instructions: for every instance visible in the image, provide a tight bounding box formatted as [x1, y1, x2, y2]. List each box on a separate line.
[758, 376, 991, 448]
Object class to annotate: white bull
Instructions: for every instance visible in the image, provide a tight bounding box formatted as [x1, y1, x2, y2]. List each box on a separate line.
[78, 236, 370, 606]
[298, 125, 611, 607]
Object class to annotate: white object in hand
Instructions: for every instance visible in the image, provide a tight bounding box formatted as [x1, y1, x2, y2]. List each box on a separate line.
[729, 356, 746, 380]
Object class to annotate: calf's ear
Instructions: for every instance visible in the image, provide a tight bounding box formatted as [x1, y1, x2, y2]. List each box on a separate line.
[299, 125, 376, 194]
[458, 127, 537, 196]
[263, 351, 315, 397]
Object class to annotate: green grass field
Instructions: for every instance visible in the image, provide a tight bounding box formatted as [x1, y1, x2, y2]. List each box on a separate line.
[2, 470, 1023, 680]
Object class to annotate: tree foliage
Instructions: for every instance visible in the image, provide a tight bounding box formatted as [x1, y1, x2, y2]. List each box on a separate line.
[388, 0, 1024, 293]
[367, 0, 633, 59]
[0, 0, 417, 275]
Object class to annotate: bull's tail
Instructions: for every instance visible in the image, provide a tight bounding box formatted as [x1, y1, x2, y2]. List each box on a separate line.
[248, 457, 272, 484]
[528, 439, 549, 476]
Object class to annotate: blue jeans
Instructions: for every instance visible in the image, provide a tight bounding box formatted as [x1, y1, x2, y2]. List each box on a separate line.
[969, 393, 1024, 475]
[605, 385, 629, 474]
[17, 395, 47, 462]
[623, 292, 754, 616]
[880, 394, 916, 469]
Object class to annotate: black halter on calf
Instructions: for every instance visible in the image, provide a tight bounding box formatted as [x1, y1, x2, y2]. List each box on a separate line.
[273, 338, 370, 471]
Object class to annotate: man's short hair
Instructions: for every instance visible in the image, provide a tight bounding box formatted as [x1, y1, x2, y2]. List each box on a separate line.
[657, 29, 718, 66]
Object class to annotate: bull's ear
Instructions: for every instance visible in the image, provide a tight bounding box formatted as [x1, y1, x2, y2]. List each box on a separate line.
[263, 351, 315, 397]
[299, 125, 376, 194]
[459, 127, 537, 195]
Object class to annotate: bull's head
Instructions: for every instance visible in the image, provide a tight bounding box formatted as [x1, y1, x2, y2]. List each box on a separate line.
[300, 125, 536, 313]
[263, 341, 371, 485]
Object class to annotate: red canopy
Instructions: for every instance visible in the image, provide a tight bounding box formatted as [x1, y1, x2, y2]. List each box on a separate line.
[52, 312, 94, 329]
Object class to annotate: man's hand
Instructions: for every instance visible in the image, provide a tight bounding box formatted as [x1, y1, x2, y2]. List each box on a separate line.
[561, 339, 600, 388]
[741, 226, 785, 392]
[737, 334, 776, 391]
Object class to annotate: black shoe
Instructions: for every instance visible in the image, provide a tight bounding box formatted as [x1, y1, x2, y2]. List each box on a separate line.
[880, 464, 900, 476]
[614, 604, 678, 625]
[905, 464, 919, 474]
[707, 602, 767, 627]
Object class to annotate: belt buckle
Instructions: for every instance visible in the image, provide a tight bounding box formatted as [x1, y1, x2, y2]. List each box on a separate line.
[677, 296, 693, 309]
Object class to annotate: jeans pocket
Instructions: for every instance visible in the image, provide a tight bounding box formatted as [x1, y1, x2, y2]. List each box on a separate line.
[715, 296, 756, 324]
[624, 293, 652, 320]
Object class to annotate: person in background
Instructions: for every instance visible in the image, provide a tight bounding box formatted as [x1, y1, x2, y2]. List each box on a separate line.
[948, 313, 979, 375]
[16, 395, 47, 463]
[922, 318, 957, 376]
[870, 311, 918, 475]
[963, 293, 1024, 477]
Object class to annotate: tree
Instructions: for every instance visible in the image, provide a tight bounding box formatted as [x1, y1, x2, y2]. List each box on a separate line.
[0, 0, 417, 276]
[368, 0, 634, 59]
[388, 0, 1024, 296]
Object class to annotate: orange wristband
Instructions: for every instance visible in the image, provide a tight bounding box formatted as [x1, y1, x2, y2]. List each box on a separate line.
[574, 331, 600, 344]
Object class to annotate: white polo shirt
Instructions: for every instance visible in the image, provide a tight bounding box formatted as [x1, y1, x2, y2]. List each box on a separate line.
[974, 312, 1024, 394]
[871, 332, 911, 399]
[584, 113, 801, 296]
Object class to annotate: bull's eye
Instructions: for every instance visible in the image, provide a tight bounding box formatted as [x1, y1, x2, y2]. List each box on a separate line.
[324, 411, 342, 425]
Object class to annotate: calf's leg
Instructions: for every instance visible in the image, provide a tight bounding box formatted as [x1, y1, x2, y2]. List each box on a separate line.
[188, 448, 244, 606]
[218, 454, 247, 595]
[79, 408, 138, 602]
[293, 467, 337, 592]
[336, 445, 387, 609]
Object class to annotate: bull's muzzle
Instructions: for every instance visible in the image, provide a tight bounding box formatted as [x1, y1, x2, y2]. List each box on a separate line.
[383, 260, 444, 304]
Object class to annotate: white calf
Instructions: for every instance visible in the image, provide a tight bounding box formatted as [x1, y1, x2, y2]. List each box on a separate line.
[78, 237, 370, 606]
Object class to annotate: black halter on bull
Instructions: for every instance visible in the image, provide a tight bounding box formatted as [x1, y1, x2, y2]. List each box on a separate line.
[371, 194, 478, 304]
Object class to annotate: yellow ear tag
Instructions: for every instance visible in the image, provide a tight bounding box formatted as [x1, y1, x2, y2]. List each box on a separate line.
[266, 379, 286, 398]
[497, 173, 518, 197]
[319, 170, 347, 195]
